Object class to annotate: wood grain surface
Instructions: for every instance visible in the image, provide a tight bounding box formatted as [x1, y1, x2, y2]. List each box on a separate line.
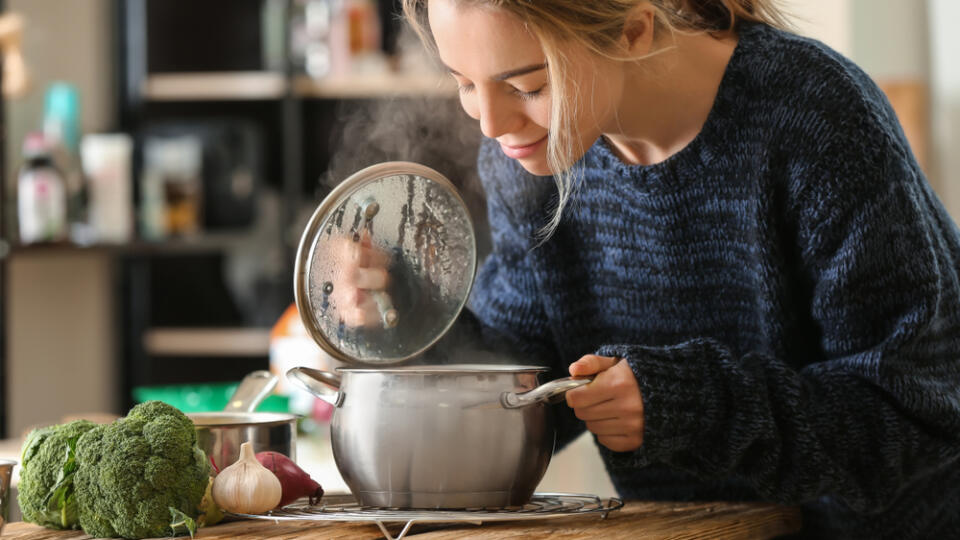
[4, 501, 801, 539]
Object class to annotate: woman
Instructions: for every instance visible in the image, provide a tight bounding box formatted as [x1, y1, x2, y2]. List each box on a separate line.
[341, 1, 960, 537]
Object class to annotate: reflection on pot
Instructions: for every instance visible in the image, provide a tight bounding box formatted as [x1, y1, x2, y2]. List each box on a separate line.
[0, 459, 15, 534]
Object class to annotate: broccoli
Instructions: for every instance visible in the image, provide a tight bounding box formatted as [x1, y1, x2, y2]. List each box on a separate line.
[73, 401, 211, 539]
[18, 420, 96, 529]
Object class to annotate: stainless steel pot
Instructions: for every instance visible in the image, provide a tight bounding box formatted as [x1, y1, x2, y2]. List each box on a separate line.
[188, 371, 297, 471]
[289, 365, 589, 508]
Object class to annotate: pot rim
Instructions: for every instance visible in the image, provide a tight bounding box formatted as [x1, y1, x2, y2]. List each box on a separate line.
[187, 411, 298, 427]
[335, 364, 549, 374]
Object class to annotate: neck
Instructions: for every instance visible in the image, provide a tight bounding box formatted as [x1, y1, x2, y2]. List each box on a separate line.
[603, 31, 738, 166]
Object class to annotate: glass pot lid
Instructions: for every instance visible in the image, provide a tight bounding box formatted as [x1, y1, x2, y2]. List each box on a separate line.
[294, 162, 477, 365]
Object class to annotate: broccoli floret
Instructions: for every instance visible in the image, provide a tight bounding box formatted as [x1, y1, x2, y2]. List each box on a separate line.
[73, 401, 210, 539]
[18, 420, 96, 529]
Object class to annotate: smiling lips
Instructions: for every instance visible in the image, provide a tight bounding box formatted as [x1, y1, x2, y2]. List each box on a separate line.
[499, 135, 547, 159]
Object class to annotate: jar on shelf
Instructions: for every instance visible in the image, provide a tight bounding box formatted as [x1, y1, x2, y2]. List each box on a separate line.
[140, 135, 203, 239]
[16, 131, 67, 244]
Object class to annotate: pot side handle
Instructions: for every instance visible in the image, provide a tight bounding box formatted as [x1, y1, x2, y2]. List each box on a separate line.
[500, 376, 593, 409]
[286, 367, 344, 408]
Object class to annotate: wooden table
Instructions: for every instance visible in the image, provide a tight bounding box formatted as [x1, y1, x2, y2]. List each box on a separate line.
[4, 501, 801, 539]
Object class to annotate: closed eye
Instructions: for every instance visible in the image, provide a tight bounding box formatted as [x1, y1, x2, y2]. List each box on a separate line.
[511, 85, 546, 101]
[456, 81, 546, 101]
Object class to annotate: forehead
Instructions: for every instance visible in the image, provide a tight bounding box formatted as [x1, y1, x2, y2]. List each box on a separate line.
[427, 0, 544, 76]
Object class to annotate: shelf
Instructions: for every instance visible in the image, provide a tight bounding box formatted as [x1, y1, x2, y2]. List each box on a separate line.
[142, 71, 288, 101]
[6, 232, 256, 257]
[292, 72, 457, 99]
[139, 70, 456, 101]
[143, 327, 271, 357]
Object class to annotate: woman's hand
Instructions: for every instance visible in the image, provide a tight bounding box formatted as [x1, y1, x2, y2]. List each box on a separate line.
[565, 355, 645, 452]
[328, 231, 392, 328]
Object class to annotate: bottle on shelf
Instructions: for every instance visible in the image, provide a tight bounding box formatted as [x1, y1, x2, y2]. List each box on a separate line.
[16, 132, 68, 245]
[293, 0, 384, 80]
[42, 82, 88, 241]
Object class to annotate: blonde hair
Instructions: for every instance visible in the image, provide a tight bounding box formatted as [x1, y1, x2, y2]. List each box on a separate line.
[402, 0, 790, 240]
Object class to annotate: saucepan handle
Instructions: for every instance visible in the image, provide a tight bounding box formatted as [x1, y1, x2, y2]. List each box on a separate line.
[500, 376, 594, 409]
[287, 367, 344, 408]
[224, 370, 279, 413]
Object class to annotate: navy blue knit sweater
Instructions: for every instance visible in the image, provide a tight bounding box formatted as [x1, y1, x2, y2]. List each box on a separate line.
[460, 23, 960, 538]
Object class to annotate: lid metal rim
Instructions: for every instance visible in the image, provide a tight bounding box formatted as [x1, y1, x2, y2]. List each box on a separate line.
[187, 412, 299, 427]
[294, 161, 478, 366]
[334, 365, 550, 374]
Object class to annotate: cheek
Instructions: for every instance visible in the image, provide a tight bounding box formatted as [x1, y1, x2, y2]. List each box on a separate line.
[528, 100, 551, 129]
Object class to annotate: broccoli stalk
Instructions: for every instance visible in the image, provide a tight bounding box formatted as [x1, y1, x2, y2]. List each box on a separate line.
[168, 508, 197, 539]
[73, 401, 211, 539]
[197, 476, 224, 527]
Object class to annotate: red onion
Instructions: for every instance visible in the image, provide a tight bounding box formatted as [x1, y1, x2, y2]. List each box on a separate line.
[255, 451, 324, 507]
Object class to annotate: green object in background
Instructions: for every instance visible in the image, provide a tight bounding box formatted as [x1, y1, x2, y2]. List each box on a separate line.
[43, 83, 81, 153]
[132, 382, 289, 413]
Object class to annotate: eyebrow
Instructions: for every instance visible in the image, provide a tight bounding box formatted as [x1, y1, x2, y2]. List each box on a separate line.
[446, 62, 547, 82]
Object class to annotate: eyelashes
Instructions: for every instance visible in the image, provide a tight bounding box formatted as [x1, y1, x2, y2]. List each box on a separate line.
[456, 83, 547, 101]
[512, 86, 545, 101]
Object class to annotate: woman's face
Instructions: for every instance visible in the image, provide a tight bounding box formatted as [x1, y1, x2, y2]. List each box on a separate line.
[428, 0, 623, 176]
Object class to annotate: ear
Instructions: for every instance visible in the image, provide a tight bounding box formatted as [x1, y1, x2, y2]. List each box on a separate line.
[620, 2, 656, 56]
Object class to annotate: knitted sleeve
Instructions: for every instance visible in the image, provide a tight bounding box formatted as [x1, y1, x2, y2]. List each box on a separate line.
[595, 120, 960, 512]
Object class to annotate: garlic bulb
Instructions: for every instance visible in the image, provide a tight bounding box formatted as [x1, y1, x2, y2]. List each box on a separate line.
[212, 442, 282, 514]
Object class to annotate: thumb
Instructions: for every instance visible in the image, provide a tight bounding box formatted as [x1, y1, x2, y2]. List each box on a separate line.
[569, 355, 619, 377]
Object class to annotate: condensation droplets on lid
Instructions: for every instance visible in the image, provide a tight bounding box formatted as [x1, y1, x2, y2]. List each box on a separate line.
[294, 162, 477, 365]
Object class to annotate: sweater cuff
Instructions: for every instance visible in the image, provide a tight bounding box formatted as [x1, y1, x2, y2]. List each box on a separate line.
[596, 339, 730, 466]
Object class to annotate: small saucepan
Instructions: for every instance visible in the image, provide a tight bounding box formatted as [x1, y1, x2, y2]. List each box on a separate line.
[188, 371, 297, 471]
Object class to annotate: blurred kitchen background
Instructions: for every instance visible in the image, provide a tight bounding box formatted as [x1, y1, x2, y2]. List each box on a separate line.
[0, 0, 956, 498]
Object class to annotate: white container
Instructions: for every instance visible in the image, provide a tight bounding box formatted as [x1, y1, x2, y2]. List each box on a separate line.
[17, 133, 67, 244]
[81, 133, 134, 243]
[17, 163, 67, 244]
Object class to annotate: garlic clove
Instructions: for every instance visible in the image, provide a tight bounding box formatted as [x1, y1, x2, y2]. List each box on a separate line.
[211, 442, 283, 514]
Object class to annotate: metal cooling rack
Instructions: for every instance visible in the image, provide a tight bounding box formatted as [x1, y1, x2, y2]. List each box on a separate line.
[229, 492, 624, 540]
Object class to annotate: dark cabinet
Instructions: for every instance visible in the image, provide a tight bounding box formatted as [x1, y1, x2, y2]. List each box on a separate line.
[114, 0, 484, 410]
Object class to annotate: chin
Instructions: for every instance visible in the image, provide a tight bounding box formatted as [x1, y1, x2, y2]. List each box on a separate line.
[516, 158, 554, 177]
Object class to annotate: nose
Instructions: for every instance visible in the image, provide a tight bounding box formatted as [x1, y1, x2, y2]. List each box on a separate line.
[476, 88, 521, 140]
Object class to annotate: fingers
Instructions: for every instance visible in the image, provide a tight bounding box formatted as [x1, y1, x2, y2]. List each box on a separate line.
[565, 384, 610, 409]
[565, 357, 622, 409]
[339, 292, 383, 328]
[569, 354, 619, 377]
[364, 246, 392, 269]
[354, 245, 392, 270]
[331, 235, 391, 269]
[353, 267, 389, 290]
[571, 399, 621, 421]
[585, 416, 643, 436]
[340, 307, 368, 328]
